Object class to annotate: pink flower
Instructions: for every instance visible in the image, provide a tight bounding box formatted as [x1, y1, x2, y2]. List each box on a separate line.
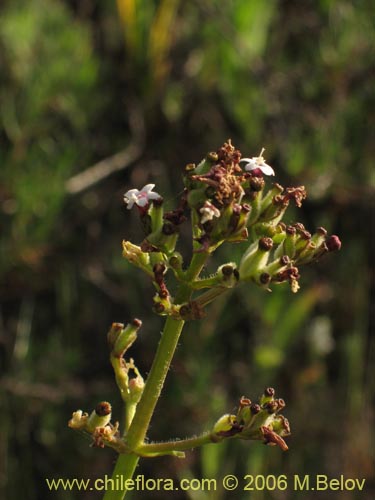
[124, 184, 161, 209]
[240, 148, 275, 176]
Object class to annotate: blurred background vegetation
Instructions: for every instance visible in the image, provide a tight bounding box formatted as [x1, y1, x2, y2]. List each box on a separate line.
[0, 0, 373, 498]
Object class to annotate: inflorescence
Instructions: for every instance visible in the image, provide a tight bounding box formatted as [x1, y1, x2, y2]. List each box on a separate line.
[69, 140, 341, 456]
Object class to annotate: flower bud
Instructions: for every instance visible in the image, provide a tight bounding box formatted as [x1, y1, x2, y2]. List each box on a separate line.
[86, 402, 112, 432]
[311, 227, 327, 247]
[249, 176, 265, 192]
[153, 292, 173, 315]
[107, 323, 124, 350]
[272, 415, 291, 436]
[213, 414, 238, 435]
[259, 237, 274, 251]
[185, 163, 196, 172]
[237, 398, 252, 425]
[250, 403, 261, 414]
[326, 235, 341, 252]
[110, 319, 142, 357]
[169, 252, 183, 269]
[218, 263, 239, 287]
[260, 387, 275, 407]
[264, 401, 279, 414]
[259, 183, 284, 213]
[239, 238, 273, 281]
[128, 376, 145, 404]
[122, 240, 152, 275]
[206, 151, 219, 163]
[282, 226, 297, 258]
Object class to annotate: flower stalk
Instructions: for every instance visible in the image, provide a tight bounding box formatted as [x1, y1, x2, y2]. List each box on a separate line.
[68, 140, 341, 500]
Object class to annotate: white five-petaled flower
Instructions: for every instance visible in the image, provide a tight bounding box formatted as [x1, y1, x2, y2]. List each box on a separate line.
[199, 201, 221, 224]
[124, 184, 161, 209]
[240, 148, 275, 176]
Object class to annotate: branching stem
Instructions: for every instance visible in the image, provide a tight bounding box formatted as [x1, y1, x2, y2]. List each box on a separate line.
[103, 253, 208, 500]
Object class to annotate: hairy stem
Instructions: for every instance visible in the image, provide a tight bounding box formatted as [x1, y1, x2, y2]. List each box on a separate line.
[102, 454, 139, 500]
[137, 432, 215, 455]
[103, 252, 208, 500]
[126, 315, 187, 449]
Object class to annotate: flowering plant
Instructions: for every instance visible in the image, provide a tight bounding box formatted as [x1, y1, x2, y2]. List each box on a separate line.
[69, 141, 341, 500]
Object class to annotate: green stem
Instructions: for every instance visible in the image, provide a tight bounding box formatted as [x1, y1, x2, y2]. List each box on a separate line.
[103, 252, 208, 500]
[124, 403, 137, 433]
[126, 315, 187, 449]
[195, 287, 229, 308]
[137, 432, 214, 455]
[102, 454, 139, 500]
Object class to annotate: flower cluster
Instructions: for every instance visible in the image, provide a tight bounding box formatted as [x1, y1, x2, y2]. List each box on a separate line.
[212, 388, 290, 451]
[122, 140, 341, 319]
[69, 319, 145, 450]
[68, 402, 123, 450]
[70, 140, 341, 462]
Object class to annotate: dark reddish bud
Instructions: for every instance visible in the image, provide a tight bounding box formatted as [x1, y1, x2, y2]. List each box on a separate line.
[242, 203, 251, 213]
[140, 240, 159, 252]
[154, 303, 165, 314]
[221, 265, 234, 277]
[132, 318, 142, 328]
[280, 255, 290, 266]
[265, 401, 279, 413]
[249, 177, 265, 191]
[250, 403, 261, 414]
[286, 225, 296, 235]
[259, 237, 273, 251]
[179, 304, 191, 317]
[260, 273, 271, 285]
[249, 167, 264, 177]
[264, 387, 275, 397]
[164, 209, 186, 226]
[95, 402, 112, 417]
[162, 222, 176, 235]
[326, 235, 341, 252]
[299, 230, 311, 240]
[275, 266, 300, 283]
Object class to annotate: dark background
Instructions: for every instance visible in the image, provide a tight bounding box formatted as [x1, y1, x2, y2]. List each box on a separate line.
[0, 0, 373, 499]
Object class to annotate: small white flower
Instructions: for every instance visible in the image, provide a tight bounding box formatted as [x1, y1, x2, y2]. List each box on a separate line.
[124, 184, 161, 209]
[240, 148, 275, 176]
[199, 201, 221, 224]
